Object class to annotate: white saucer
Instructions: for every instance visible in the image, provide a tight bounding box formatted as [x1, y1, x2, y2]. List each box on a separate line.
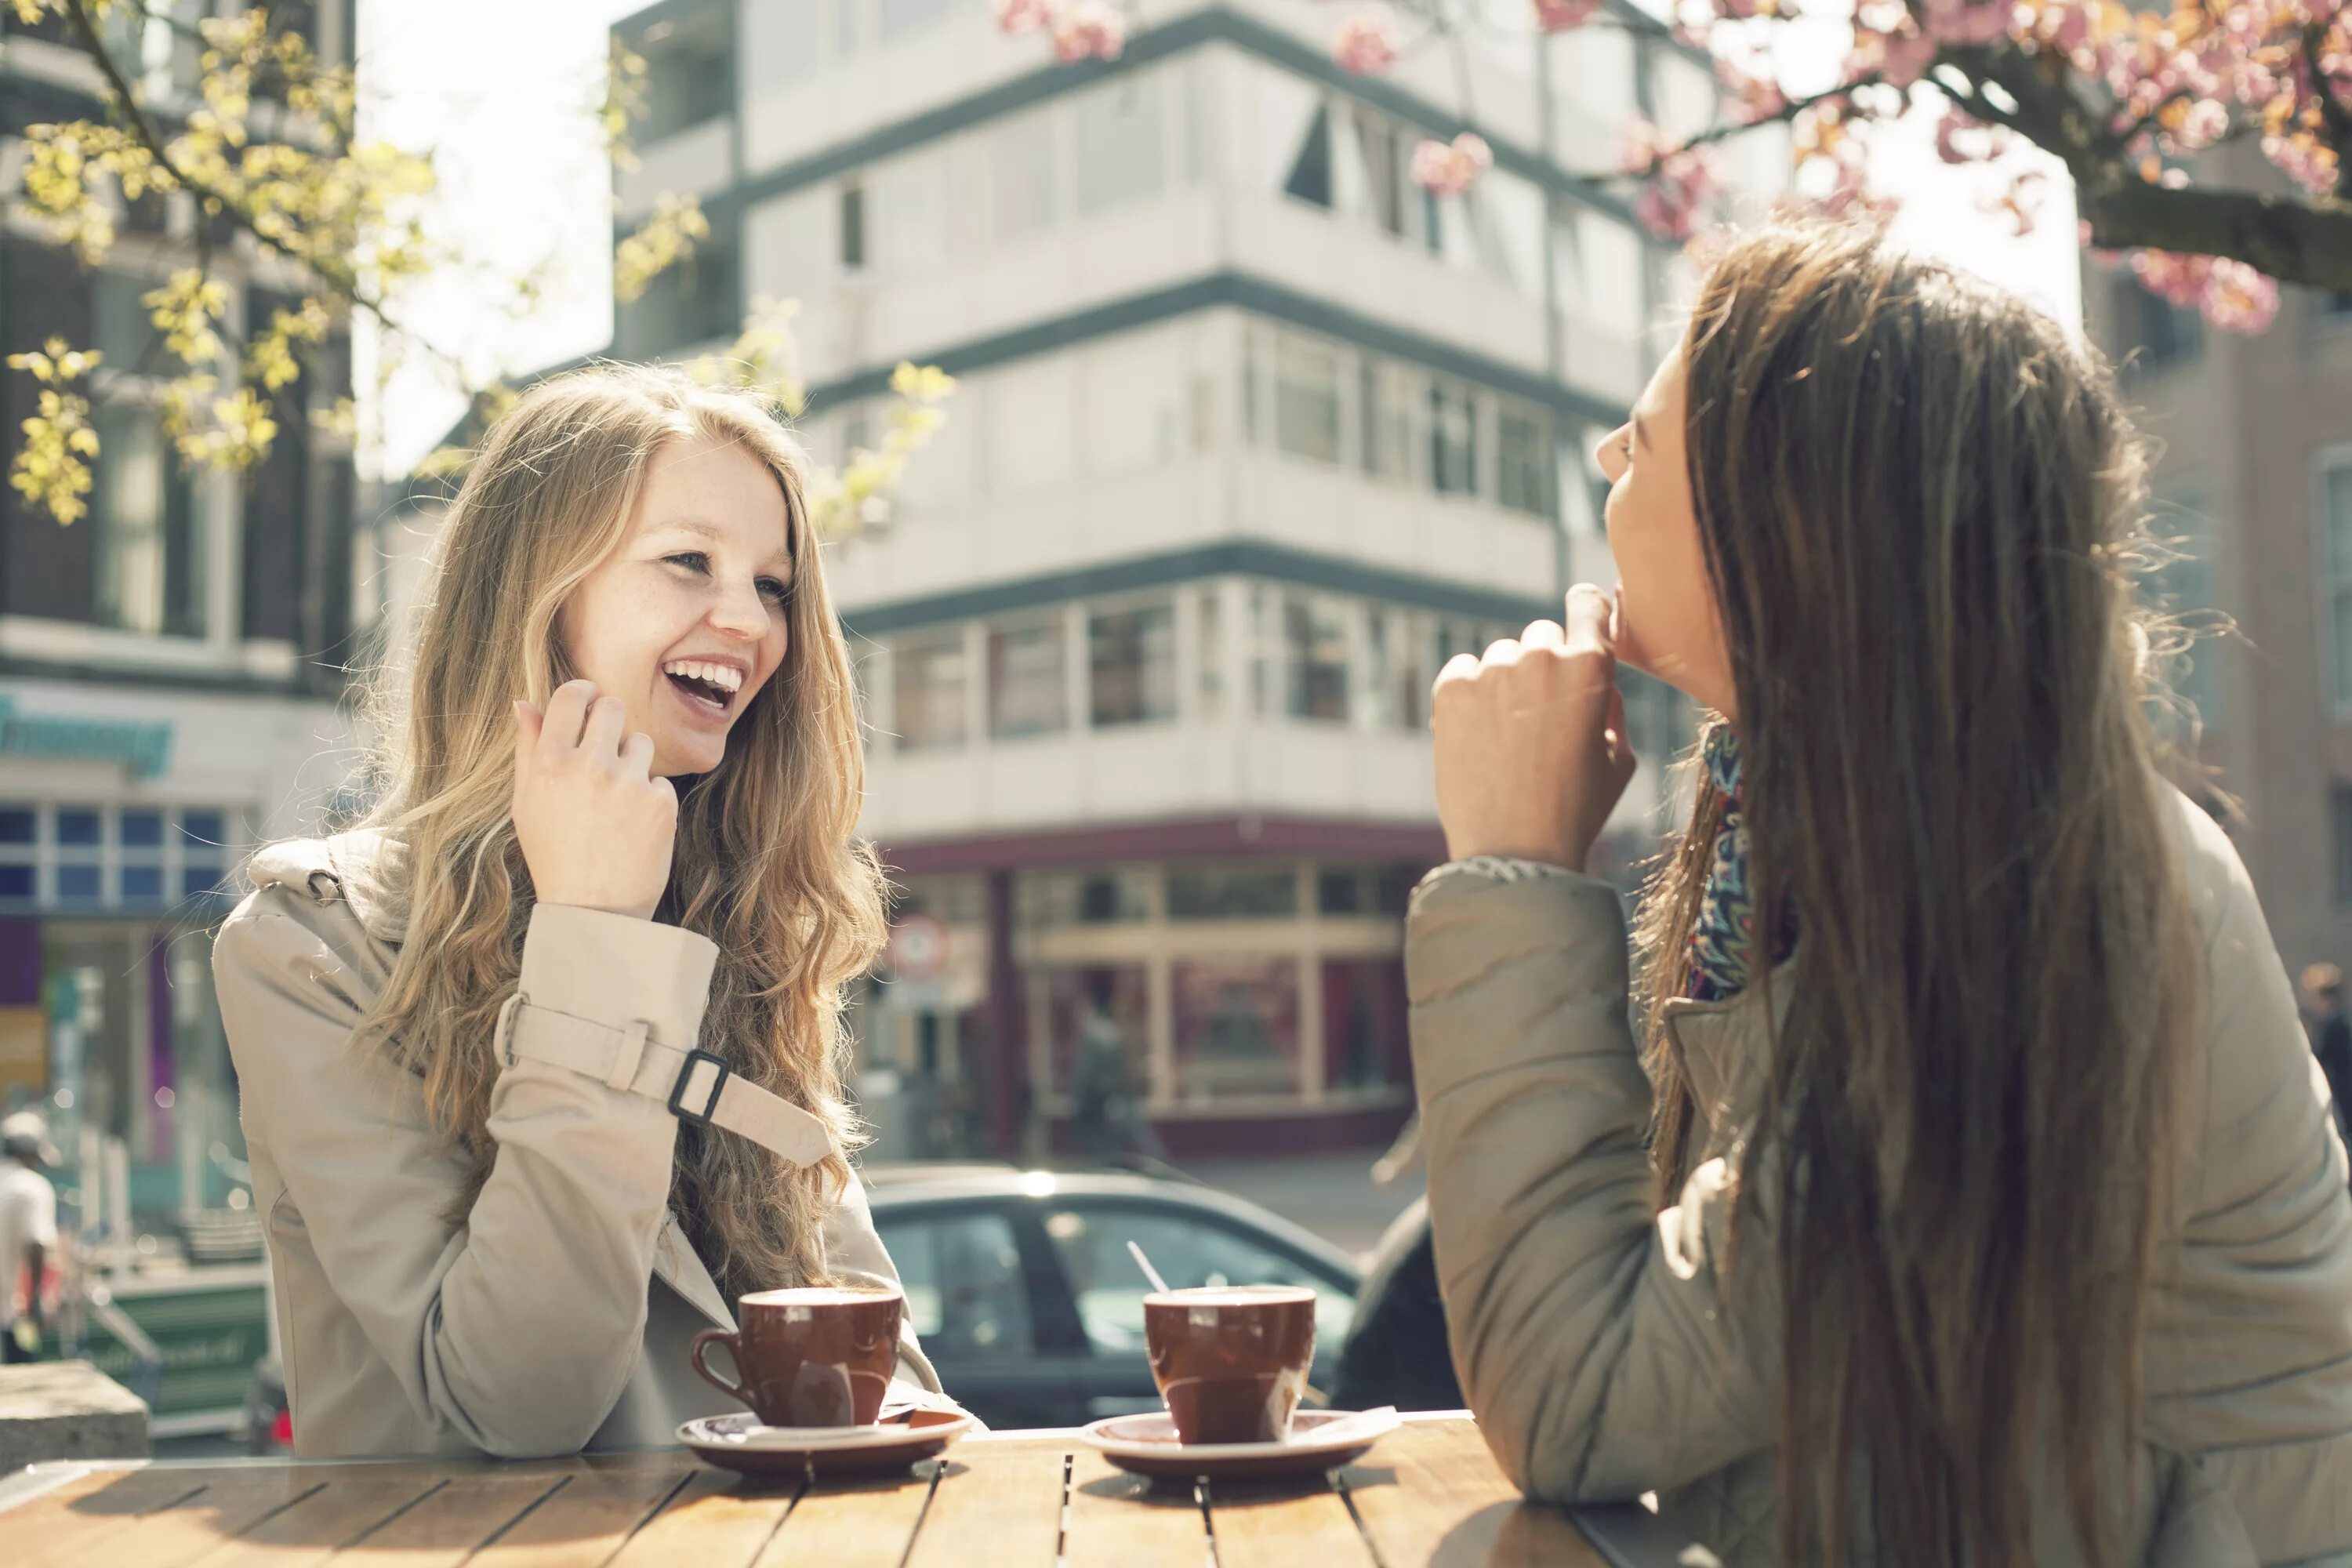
[1080, 1408, 1399, 1480]
[679, 1409, 975, 1477]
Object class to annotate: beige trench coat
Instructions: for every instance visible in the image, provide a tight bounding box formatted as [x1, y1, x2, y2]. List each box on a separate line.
[212, 832, 944, 1461]
[1406, 788, 2352, 1566]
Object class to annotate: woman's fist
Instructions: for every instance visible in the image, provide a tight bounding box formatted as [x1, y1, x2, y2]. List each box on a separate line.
[511, 681, 677, 921]
[1431, 585, 1637, 873]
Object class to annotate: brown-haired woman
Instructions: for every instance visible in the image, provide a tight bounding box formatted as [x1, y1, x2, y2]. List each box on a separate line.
[1413, 223, 2352, 1566]
[214, 365, 955, 1458]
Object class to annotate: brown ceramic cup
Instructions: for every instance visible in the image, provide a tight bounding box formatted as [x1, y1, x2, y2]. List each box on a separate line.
[690, 1285, 903, 1428]
[1142, 1284, 1318, 1445]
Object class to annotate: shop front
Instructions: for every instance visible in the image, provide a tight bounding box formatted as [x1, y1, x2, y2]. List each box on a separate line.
[866, 817, 1441, 1161]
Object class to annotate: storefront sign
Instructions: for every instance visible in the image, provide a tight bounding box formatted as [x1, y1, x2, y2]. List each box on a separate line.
[0, 695, 173, 780]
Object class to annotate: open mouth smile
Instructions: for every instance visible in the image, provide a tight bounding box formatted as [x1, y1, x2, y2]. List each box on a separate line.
[662, 658, 746, 720]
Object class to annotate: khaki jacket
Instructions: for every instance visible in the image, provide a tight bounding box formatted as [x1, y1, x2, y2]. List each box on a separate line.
[1407, 790, 2352, 1566]
[212, 832, 943, 1461]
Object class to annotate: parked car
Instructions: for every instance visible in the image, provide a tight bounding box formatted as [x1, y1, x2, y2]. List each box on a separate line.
[864, 1164, 1363, 1432]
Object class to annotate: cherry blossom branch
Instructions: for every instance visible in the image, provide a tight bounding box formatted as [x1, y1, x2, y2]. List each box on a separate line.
[1650, 74, 1886, 162]
[2078, 176, 2352, 292]
[2306, 20, 2352, 198]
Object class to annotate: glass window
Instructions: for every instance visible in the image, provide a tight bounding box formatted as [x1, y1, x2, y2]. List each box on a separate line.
[2122, 276, 2202, 375]
[1316, 868, 1363, 914]
[1040, 1204, 1352, 1356]
[122, 866, 164, 902]
[183, 866, 223, 899]
[1273, 336, 1341, 464]
[1015, 868, 1153, 928]
[93, 271, 187, 377]
[1281, 103, 1333, 209]
[1041, 964, 1150, 1101]
[1362, 606, 1427, 729]
[1167, 866, 1296, 920]
[56, 811, 101, 847]
[2151, 483, 2221, 734]
[0, 866, 30, 900]
[1089, 603, 1177, 727]
[635, 16, 734, 141]
[871, 1210, 1037, 1358]
[989, 619, 1068, 739]
[1350, 109, 1410, 241]
[92, 401, 204, 637]
[0, 810, 32, 845]
[840, 181, 866, 270]
[1497, 403, 1552, 517]
[1196, 591, 1225, 720]
[1323, 957, 1409, 1094]
[1283, 594, 1351, 723]
[1359, 360, 1420, 484]
[2336, 784, 2352, 909]
[615, 228, 739, 358]
[1076, 78, 1164, 216]
[992, 108, 1060, 241]
[2328, 463, 2352, 714]
[57, 865, 101, 901]
[1171, 957, 1301, 1099]
[1429, 381, 1479, 496]
[895, 633, 969, 750]
[179, 810, 226, 847]
[119, 811, 163, 848]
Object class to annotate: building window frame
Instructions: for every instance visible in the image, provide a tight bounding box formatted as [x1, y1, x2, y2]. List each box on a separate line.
[2317, 444, 2352, 721]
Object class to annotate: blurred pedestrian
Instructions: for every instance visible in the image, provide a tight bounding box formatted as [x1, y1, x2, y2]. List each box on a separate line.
[2303, 964, 2352, 1137]
[0, 1111, 58, 1364]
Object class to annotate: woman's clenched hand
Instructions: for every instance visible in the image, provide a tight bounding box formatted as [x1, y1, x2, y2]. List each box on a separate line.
[511, 680, 677, 921]
[1432, 585, 1637, 873]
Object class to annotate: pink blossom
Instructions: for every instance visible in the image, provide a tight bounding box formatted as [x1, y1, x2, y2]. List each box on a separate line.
[1855, 26, 1939, 89]
[1933, 104, 2009, 164]
[1410, 132, 1494, 198]
[1534, 0, 1601, 30]
[2263, 133, 2339, 198]
[1617, 115, 1664, 174]
[1920, 0, 2012, 47]
[2201, 258, 2280, 332]
[1719, 56, 1788, 121]
[1632, 146, 1723, 241]
[994, 0, 1051, 33]
[1050, 0, 1124, 61]
[1976, 168, 2048, 236]
[1333, 9, 1400, 74]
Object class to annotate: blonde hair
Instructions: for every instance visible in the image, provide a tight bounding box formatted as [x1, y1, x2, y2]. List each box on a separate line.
[352, 363, 884, 1298]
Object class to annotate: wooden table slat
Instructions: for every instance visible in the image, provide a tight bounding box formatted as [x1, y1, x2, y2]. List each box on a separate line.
[601, 1468, 800, 1568]
[180, 1477, 448, 1568]
[461, 1468, 695, 1568]
[753, 1463, 938, 1566]
[1062, 1449, 1212, 1568]
[1338, 1421, 1607, 1568]
[324, 1473, 572, 1566]
[9, 1468, 211, 1566]
[902, 1443, 1066, 1568]
[32, 1475, 336, 1568]
[1204, 1473, 1377, 1568]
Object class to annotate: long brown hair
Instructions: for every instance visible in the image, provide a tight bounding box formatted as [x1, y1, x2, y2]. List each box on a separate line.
[348, 363, 885, 1300]
[1631, 224, 2201, 1566]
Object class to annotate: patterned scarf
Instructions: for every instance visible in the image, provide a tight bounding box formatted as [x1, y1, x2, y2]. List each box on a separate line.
[1686, 726, 1796, 1002]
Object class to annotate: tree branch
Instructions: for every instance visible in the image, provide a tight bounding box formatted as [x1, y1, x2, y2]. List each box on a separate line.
[2079, 176, 2352, 291]
[2306, 20, 2352, 201]
[1669, 74, 1884, 157]
[57, 0, 467, 380]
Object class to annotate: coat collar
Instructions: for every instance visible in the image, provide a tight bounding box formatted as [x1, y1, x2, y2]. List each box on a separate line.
[245, 829, 412, 946]
[1660, 953, 1798, 1144]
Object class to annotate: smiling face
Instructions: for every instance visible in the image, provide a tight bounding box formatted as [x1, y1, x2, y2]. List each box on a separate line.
[1594, 347, 1736, 717]
[557, 430, 797, 778]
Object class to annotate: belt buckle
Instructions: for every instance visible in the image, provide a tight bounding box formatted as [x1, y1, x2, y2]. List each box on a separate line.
[667, 1048, 730, 1127]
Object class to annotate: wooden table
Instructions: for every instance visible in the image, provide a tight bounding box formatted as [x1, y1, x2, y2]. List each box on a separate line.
[0, 1413, 1696, 1566]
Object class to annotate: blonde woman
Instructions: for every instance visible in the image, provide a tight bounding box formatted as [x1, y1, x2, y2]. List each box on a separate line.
[214, 365, 949, 1459]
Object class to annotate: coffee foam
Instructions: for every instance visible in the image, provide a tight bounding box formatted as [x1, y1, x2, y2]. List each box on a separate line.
[740, 1286, 902, 1307]
[1143, 1286, 1316, 1308]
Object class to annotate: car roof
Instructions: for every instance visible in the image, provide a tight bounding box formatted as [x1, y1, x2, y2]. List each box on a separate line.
[858, 1164, 1364, 1287]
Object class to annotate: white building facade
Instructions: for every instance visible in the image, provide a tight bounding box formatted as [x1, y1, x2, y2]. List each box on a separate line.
[611, 0, 1713, 1158]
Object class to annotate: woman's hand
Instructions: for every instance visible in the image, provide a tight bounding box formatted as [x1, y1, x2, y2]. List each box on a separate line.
[1432, 585, 1637, 873]
[511, 680, 677, 921]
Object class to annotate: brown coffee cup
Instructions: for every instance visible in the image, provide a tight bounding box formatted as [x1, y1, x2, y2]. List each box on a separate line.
[690, 1285, 903, 1428]
[1142, 1284, 1317, 1445]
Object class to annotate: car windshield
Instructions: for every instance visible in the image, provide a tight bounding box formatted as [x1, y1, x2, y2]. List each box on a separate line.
[1041, 1204, 1354, 1356]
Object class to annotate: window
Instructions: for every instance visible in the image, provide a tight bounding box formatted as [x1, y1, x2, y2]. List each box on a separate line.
[1273, 336, 1342, 464]
[1076, 79, 1164, 216]
[1017, 869, 1153, 928]
[1040, 964, 1149, 1099]
[0, 807, 31, 902]
[895, 633, 969, 750]
[1497, 402, 1552, 517]
[2121, 277, 2202, 375]
[1429, 380, 1479, 496]
[992, 110, 1060, 242]
[0, 805, 233, 909]
[1171, 957, 1301, 1098]
[633, 13, 734, 141]
[879, 0, 951, 39]
[870, 1211, 1036, 1357]
[90, 401, 204, 637]
[989, 619, 1067, 739]
[1283, 594, 1351, 723]
[1350, 110, 1410, 241]
[615, 227, 739, 358]
[1196, 591, 1225, 720]
[840, 182, 866, 270]
[1040, 1204, 1352, 1356]
[1323, 956, 1409, 1094]
[1359, 361, 1419, 484]
[93, 272, 187, 379]
[1281, 103, 1334, 209]
[2336, 783, 2352, 909]
[2328, 292, 2352, 319]
[1362, 606, 1427, 728]
[1166, 866, 1296, 920]
[1089, 603, 1177, 727]
[2324, 459, 2352, 714]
